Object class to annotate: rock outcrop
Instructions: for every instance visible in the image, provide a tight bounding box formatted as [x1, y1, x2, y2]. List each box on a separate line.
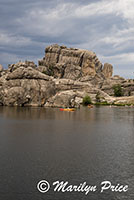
[0, 61, 55, 106]
[38, 44, 112, 80]
[114, 96, 134, 105]
[6, 66, 51, 81]
[44, 78, 115, 108]
[102, 63, 113, 78]
[8, 61, 37, 72]
[101, 75, 134, 96]
[0, 44, 133, 107]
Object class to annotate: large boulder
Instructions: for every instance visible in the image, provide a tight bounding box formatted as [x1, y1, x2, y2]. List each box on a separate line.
[45, 90, 76, 108]
[6, 66, 51, 81]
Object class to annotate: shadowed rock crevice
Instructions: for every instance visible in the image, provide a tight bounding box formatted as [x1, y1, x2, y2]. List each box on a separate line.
[79, 53, 84, 67]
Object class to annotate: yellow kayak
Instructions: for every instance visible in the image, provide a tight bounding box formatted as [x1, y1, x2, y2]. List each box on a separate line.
[60, 108, 75, 111]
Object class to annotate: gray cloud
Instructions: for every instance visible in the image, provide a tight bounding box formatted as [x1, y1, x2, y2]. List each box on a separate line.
[0, 0, 134, 78]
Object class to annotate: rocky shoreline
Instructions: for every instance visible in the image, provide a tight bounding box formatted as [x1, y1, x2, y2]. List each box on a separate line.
[0, 44, 134, 107]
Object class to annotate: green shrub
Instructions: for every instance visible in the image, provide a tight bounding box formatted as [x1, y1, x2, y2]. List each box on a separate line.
[42, 67, 54, 76]
[113, 84, 124, 97]
[82, 95, 92, 106]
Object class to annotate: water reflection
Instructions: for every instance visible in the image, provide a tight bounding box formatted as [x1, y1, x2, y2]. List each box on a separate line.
[1, 106, 134, 123]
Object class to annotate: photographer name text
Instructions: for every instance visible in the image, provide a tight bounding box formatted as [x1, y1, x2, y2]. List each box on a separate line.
[37, 180, 128, 195]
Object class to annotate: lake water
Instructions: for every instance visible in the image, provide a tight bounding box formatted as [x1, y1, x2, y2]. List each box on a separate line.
[0, 106, 133, 200]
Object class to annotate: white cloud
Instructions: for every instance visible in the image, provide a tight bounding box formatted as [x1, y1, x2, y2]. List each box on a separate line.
[79, 0, 134, 22]
[74, 0, 119, 18]
[118, 0, 134, 23]
[15, 0, 134, 46]
[0, 32, 32, 47]
[100, 52, 134, 64]
[100, 33, 134, 49]
[16, 3, 74, 37]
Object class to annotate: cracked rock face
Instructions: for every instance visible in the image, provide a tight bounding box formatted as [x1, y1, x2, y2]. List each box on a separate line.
[6, 66, 51, 81]
[38, 44, 112, 80]
[102, 63, 113, 79]
[0, 61, 56, 106]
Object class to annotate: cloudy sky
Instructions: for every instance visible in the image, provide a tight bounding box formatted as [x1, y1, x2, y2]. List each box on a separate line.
[0, 0, 134, 78]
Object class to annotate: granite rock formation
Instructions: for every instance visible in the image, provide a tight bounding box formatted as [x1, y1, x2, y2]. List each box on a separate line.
[38, 44, 113, 80]
[101, 75, 134, 96]
[0, 44, 133, 107]
[0, 62, 55, 106]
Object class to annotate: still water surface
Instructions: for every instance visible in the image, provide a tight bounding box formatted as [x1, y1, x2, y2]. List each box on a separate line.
[0, 106, 133, 200]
